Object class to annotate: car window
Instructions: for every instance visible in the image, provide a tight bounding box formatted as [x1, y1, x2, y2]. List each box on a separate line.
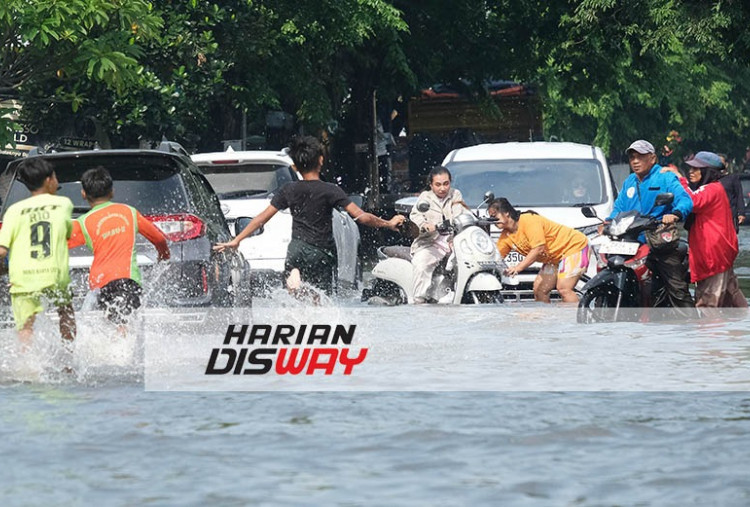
[446, 159, 606, 207]
[182, 165, 226, 226]
[200, 163, 294, 198]
[2, 156, 189, 215]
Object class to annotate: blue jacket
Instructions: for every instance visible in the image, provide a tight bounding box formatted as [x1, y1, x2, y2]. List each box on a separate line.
[608, 163, 693, 223]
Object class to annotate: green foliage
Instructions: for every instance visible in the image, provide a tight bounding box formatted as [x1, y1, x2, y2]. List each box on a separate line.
[6, 0, 750, 165]
[0, 0, 162, 147]
[536, 0, 750, 158]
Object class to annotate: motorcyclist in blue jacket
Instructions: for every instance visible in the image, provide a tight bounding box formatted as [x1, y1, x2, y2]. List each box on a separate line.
[604, 139, 695, 309]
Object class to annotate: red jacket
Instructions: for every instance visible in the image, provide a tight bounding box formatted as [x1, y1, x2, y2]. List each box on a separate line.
[679, 178, 738, 282]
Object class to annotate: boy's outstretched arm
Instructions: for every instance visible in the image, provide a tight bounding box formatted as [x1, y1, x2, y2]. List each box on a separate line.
[213, 204, 279, 253]
[136, 212, 171, 261]
[68, 221, 85, 249]
[344, 203, 405, 231]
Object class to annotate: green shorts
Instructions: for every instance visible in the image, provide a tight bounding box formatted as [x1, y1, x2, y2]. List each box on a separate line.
[10, 286, 73, 330]
[285, 239, 337, 295]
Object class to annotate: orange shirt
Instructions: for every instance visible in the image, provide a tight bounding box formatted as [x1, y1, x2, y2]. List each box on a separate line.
[496, 213, 588, 264]
[68, 202, 169, 289]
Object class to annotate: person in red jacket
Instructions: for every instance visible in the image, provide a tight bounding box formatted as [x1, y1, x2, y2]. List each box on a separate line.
[663, 152, 746, 308]
[69, 167, 171, 329]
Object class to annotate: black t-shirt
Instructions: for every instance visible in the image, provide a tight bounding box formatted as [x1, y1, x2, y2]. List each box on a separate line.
[271, 180, 352, 249]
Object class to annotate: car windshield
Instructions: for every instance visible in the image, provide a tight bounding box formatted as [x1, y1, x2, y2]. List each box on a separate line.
[446, 159, 606, 207]
[200, 163, 294, 199]
[3, 156, 188, 215]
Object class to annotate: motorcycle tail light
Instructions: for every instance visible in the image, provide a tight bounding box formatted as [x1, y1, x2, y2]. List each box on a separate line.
[145, 213, 205, 242]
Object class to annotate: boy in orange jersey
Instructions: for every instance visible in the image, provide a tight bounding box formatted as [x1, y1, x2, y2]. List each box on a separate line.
[68, 167, 170, 329]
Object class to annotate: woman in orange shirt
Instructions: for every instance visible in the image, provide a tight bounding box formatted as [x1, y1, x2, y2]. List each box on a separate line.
[488, 198, 589, 303]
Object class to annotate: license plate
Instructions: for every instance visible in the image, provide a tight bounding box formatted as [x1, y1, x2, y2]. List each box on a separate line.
[504, 251, 524, 266]
[599, 241, 639, 255]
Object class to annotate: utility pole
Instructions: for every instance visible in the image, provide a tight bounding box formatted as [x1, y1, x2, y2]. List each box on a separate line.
[241, 109, 247, 150]
[366, 89, 380, 211]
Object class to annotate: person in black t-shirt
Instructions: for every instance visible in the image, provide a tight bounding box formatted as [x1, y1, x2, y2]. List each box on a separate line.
[214, 136, 405, 297]
[717, 153, 746, 232]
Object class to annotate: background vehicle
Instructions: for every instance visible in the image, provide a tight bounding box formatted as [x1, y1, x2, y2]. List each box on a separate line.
[441, 141, 617, 300]
[0, 145, 249, 326]
[191, 149, 361, 294]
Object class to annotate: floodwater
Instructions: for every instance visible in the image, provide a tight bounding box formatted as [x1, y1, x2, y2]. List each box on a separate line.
[1, 230, 750, 505]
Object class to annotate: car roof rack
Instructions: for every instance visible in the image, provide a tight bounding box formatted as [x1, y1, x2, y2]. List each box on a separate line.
[156, 138, 189, 157]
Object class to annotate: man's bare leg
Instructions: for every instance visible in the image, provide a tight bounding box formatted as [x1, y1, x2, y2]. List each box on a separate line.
[57, 304, 76, 342]
[18, 315, 36, 351]
[286, 268, 302, 290]
[286, 268, 320, 305]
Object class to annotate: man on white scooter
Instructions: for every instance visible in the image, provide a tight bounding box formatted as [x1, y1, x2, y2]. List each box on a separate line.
[409, 166, 469, 304]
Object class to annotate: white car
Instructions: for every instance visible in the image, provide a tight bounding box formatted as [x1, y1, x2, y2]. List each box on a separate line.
[440, 141, 617, 300]
[191, 149, 361, 294]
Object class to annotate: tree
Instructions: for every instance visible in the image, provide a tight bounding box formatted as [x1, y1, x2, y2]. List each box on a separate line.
[534, 0, 750, 158]
[0, 0, 163, 147]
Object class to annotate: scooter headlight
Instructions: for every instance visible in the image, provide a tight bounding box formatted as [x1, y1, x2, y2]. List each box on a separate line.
[609, 215, 635, 236]
[470, 229, 496, 255]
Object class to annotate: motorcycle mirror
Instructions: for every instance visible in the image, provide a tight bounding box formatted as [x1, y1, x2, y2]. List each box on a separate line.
[581, 206, 598, 219]
[416, 201, 430, 213]
[474, 191, 496, 215]
[653, 192, 674, 207]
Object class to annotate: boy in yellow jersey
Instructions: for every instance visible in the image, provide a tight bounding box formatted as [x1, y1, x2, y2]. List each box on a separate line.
[68, 167, 170, 329]
[489, 197, 590, 303]
[0, 158, 76, 346]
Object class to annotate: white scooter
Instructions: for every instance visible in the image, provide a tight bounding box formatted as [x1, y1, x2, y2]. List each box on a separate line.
[361, 194, 506, 305]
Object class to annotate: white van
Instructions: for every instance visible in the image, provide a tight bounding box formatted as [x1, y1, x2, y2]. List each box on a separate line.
[441, 142, 617, 299]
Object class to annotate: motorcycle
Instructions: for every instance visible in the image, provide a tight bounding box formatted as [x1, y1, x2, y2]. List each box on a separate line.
[361, 193, 507, 305]
[576, 192, 690, 322]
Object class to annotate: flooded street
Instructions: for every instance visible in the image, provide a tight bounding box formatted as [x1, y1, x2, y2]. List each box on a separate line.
[1, 228, 749, 504]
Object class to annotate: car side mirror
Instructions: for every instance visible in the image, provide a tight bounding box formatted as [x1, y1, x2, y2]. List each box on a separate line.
[235, 217, 263, 237]
[348, 193, 364, 208]
[416, 201, 430, 213]
[483, 191, 495, 203]
[654, 192, 674, 207]
[581, 206, 598, 219]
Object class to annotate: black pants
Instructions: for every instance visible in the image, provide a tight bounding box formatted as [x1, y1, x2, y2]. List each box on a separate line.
[647, 244, 696, 310]
[285, 239, 337, 295]
[97, 278, 143, 325]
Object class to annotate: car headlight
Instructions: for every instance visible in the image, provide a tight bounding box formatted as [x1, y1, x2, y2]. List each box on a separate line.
[609, 215, 635, 236]
[470, 229, 496, 255]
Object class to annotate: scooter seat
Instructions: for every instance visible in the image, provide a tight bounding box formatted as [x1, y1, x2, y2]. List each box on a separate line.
[380, 245, 413, 261]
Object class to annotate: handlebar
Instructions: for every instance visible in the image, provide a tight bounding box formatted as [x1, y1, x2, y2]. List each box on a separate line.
[436, 220, 453, 235]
